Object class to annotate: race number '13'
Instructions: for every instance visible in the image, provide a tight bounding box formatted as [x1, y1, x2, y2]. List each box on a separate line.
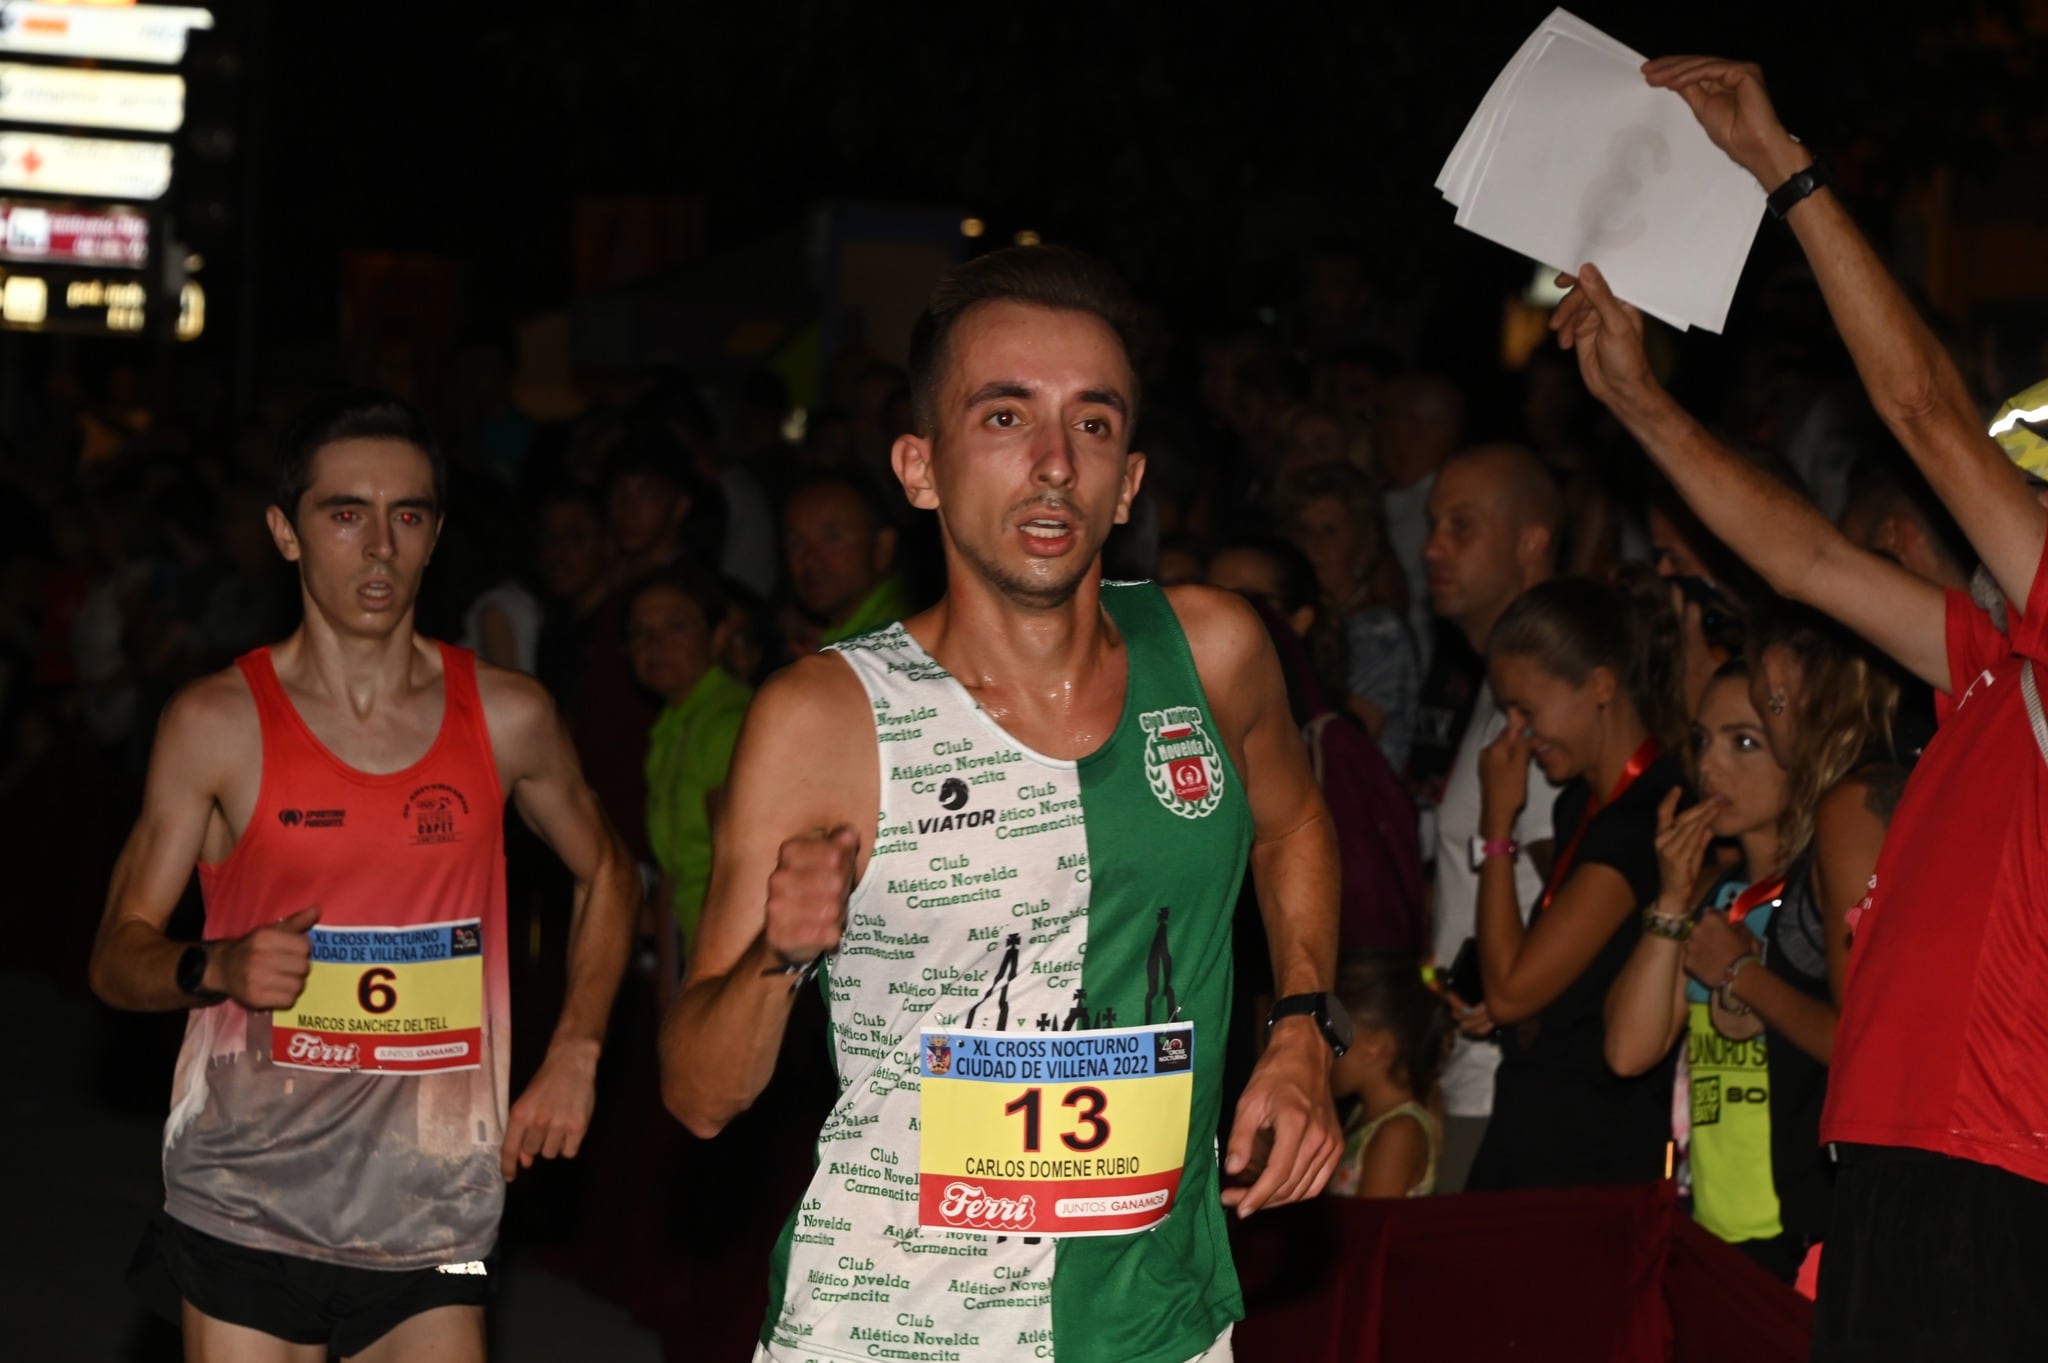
[917, 1023, 1193, 1237]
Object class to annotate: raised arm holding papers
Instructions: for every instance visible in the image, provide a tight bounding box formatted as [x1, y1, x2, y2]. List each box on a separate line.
[1438, 9, 1766, 334]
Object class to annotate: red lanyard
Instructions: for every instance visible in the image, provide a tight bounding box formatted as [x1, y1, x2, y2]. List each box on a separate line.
[1727, 873, 1787, 926]
[1538, 739, 1659, 914]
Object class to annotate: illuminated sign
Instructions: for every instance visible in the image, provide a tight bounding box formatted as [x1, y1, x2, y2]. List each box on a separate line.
[2, 272, 44, 323]
[0, 200, 148, 266]
[0, 131, 170, 199]
[0, 3, 211, 65]
[0, 63, 184, 133]
[0, 267, 202, 338]
[64, 274, 145, 330]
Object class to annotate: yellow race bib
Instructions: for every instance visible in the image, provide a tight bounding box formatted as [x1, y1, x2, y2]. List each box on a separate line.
[273, 919, 484, 1074]
[918, 1022, 1192, 1237]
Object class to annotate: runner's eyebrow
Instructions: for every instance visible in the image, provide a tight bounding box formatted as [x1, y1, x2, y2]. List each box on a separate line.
[965, 381, 1034, 406]
[310, 494, 438, 512]
[962, 381, 1127, 416]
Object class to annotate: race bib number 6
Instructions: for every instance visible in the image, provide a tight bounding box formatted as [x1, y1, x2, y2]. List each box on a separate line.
[918, 1022, 1193, 1237]
[273, 919, 483, 1074]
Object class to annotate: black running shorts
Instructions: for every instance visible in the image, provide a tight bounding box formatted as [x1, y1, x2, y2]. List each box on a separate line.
[1813, 1144, 2048, 1362]
[128, 1210, 495, 1356]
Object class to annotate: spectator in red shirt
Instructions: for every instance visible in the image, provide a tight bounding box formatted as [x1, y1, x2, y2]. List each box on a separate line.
[1555, 53, 2048, 1362]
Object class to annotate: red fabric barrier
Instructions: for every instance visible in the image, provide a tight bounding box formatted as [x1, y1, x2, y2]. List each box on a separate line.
[1231, 1183, 1811, 1363]
[1664, 1209, 1815, 1363]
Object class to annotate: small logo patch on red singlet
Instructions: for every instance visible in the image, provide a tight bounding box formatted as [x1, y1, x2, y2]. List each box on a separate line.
[404, 783, 470, 845]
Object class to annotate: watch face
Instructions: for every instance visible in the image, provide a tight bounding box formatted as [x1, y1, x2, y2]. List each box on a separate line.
[1322, 992, 1355, 1051]
[176, 944, 208, 996]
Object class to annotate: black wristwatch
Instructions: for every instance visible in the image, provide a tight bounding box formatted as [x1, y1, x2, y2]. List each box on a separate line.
[176, 943, 224, 1004]
[1267, 992, 1353, 1057]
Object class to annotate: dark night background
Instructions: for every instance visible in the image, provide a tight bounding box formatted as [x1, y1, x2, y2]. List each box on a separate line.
[240, 0, 2046, 362]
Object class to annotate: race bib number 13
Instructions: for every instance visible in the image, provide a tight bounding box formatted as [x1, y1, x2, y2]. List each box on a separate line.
[273, 919, 483, 1074]
[918, 1022, 1193, 1238]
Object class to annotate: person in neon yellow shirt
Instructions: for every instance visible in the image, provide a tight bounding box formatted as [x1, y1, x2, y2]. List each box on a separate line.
[626, 566, 753, 967]
[1607, 664, 1789, 1251]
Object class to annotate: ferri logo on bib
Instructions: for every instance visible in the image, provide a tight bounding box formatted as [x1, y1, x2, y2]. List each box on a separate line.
[1140, 706, 1223, 818]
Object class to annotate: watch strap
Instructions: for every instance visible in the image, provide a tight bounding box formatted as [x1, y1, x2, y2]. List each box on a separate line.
[1767, 158, 1832, 219]
[1267, 991, 1350, 1056]
[1267, 993, 1324, 1026]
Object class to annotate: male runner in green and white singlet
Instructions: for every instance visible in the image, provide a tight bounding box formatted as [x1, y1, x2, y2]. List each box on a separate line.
[661, 246, 1347, 1363]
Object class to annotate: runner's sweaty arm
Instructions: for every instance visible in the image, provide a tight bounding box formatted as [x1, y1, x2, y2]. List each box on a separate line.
[89, 672, 294, 1013]
[1172, 585, 1345, 1214]
[659, 651, 877, 1138]
[478, 664, 640, 1179]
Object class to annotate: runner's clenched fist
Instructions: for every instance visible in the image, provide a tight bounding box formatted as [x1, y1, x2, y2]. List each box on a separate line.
[212, 905, 320, 1010]
[763, 826, 858, 965]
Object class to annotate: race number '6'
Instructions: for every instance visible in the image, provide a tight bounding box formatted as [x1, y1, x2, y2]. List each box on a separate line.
[357, 967, 398, 1014]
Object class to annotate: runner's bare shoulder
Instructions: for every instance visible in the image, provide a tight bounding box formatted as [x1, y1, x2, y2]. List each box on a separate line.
[469, 657, 562, 761]
[1157, 583, 1270, 693]
[729, 651, 876, 823]
[146, 663, 261, 807]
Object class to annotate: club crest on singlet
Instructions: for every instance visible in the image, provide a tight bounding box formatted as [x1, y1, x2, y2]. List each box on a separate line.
[1139, 706, 1224, 818]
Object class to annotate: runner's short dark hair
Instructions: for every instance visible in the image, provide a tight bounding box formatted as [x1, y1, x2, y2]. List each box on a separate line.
[906, 245, 1140, 438]
[274, 390, 445, 526]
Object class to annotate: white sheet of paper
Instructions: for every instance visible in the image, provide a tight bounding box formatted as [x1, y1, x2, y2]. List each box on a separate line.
[1437, 25, 1549, 199]
[1438, 9, 1641, 204]
[1452, 30, 1689, 331]
[1442, 31, 1554, 206]
[1447, 24, 1763, 332]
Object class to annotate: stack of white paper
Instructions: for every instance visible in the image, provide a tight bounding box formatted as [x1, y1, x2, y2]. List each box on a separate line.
[1437, 9, 1766, 334]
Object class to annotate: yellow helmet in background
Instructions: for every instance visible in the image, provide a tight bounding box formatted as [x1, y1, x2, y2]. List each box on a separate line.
[1989, 378, 2048, 479]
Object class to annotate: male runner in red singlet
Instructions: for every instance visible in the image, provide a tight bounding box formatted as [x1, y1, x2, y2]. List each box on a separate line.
[89, 392, 639, 1362]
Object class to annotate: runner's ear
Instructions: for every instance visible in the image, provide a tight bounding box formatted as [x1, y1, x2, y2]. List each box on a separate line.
[892, 432, 938, 512]
[266, 504, 302, 563]
[1113, 450, 1147, 525]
